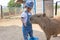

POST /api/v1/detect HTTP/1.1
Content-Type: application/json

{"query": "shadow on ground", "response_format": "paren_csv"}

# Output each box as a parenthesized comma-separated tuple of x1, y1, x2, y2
(0, 25, 60, 40)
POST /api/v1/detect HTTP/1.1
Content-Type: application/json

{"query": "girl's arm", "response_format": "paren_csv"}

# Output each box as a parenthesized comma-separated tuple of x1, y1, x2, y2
(21, 17, 26, 27)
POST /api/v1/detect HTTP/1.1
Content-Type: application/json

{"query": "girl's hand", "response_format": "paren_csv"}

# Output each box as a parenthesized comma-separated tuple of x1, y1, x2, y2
(23, 23, 26, 27)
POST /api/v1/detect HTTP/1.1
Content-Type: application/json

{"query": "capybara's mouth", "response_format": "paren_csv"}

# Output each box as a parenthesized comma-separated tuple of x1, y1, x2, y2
(30, 20, 36, 24)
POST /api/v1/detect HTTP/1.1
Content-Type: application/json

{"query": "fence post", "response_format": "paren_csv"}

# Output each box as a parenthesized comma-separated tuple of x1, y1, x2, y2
(1, 5, 3, 19)
(43, 0, 45, 14)
(55, 2, 57, 15)
(34, 0, 36, 14)
(44, 0, 53, 18)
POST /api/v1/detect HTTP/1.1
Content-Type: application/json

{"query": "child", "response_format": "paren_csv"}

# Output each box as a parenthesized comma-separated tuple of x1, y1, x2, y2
(21, 1, 34, 40)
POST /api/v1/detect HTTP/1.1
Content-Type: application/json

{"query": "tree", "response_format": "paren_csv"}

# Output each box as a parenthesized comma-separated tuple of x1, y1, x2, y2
(8, 0, 21, 15)
(8, 0, 15, 7)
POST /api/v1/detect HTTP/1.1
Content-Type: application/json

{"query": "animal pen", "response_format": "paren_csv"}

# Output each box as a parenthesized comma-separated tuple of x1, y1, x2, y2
(0, 0, 60, 19)
(0, 0, 60, 40)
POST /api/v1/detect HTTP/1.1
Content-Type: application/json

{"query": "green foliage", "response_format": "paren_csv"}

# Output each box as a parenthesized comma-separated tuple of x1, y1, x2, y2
(57, 5, 60, 9)
(15, 3, 21, 7)
(8, 0, 21, 7)
(8, 0, 21, 14)
(54, 5, 60, 9)
(8, 0, 15, 7)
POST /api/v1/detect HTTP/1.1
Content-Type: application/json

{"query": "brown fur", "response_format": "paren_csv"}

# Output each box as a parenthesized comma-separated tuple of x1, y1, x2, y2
(30, 14, 60, 40)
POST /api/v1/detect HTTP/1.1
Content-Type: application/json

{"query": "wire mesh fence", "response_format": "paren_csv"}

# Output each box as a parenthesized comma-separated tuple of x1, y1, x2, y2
(0, 6, 36, 19)
(0, 6, 24, 19)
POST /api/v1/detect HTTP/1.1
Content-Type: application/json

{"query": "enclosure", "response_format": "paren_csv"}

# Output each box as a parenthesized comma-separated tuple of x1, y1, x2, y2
(0, 0, 60, 40)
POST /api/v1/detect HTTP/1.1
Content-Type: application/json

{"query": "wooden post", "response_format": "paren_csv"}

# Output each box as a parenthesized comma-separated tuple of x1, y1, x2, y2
(1, 5, 3, 19)
(43, 0, 45, 14)
(44, 0, 53, 18)
(34, 0, 36, 14)
(55, 2, 57, 15)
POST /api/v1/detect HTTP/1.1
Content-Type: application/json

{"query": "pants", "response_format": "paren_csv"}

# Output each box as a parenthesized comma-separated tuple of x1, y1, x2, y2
(22, 26, 33, 40)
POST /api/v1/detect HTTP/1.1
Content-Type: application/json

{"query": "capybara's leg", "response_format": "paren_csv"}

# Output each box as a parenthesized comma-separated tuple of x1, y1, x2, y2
(46, 33, 51, 40)
(53, 32, 57, 37)
(53, 34, 57, 37)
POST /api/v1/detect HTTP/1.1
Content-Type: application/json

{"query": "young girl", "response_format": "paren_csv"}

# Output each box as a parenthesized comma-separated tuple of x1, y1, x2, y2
(21, 1, 34, 40)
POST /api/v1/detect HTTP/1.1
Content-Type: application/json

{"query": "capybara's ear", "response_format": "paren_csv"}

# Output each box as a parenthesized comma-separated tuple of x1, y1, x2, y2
(43, 13, 46, 17)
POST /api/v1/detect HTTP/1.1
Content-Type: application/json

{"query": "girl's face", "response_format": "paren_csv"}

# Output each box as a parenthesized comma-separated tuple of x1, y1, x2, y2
(27, 7, 32, 12)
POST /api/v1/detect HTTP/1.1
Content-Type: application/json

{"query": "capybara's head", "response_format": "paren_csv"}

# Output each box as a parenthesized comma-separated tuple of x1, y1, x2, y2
(30, 13, 46, 24)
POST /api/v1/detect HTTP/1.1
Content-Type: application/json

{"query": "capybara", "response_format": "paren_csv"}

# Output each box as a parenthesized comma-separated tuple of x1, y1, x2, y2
(30, 14, 60, 40)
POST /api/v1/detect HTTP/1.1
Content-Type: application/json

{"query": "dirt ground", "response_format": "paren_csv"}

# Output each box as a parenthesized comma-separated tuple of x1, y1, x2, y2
(0, 19, 60, 40)
(0, 19, 42, 31)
